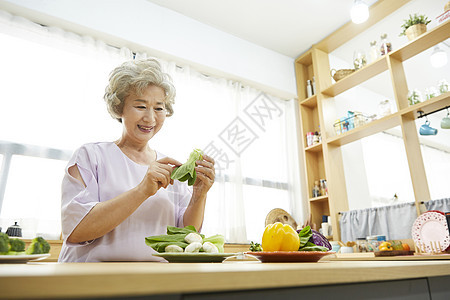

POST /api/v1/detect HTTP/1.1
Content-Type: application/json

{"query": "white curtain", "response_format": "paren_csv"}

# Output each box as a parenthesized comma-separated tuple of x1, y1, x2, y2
(425, 198, 450, 212)
(0, 10, 302, 243)
(339, 202, 418, 242)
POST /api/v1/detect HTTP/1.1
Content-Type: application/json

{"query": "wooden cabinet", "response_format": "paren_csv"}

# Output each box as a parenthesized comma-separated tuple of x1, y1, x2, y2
(295, 20, 450, 241)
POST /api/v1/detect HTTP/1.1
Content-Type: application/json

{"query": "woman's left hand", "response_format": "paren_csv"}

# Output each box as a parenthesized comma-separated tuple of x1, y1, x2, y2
(193, 154, 215, 197)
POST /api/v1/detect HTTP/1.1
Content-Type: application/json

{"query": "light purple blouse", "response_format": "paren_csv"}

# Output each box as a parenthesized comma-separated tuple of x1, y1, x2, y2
(58, 142, 191, 262)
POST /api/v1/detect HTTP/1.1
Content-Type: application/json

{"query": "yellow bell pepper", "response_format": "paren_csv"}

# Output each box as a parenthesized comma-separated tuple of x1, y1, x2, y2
(261, 222, 300, 251)
(378, 241, 393, 251)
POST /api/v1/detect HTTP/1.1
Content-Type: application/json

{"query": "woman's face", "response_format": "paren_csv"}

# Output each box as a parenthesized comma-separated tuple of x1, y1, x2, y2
(120, 84, 167, 144)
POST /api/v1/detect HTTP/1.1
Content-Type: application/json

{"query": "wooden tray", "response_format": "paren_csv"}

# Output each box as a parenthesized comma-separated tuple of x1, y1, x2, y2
(326, 252, 450, 261)
(375, 250, 414, 257)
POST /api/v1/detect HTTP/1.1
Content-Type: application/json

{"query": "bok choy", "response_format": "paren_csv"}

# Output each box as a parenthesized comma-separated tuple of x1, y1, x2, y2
(171, 149, 203, 186)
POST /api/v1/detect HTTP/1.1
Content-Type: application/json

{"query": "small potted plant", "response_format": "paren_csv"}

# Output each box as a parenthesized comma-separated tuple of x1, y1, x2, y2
(408, 89, 422, 106)
(399, 13, 431, 41)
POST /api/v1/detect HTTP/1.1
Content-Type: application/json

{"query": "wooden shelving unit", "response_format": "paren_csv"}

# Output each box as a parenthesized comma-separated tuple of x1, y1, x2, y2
(295, 13, 450, 240)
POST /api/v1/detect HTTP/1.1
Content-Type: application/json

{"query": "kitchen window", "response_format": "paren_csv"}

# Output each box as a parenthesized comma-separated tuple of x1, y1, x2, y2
(0, 11, 302, 243)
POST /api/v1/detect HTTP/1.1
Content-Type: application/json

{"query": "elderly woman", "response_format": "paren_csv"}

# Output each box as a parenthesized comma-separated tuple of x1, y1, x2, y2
(58, 59, 215, 262)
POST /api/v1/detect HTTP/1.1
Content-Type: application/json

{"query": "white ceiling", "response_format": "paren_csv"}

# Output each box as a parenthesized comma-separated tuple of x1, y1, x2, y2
(147, 0, 378, 58)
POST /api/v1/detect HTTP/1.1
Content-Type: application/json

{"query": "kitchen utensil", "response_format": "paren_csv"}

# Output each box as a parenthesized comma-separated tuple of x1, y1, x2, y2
(412, 211, 450, 253)
(265, 208, 297, 230)
(415, 241, 446, 254)
(340, 246, 354, 253)
(5, 222, 22, 237)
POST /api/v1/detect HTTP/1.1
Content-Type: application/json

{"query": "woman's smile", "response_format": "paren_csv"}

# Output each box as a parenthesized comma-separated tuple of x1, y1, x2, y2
(138, 125, 154, 133)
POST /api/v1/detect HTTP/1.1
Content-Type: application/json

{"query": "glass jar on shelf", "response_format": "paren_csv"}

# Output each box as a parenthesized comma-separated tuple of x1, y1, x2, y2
(378, 99, 391, 118)
(353, 49, 367, 70)
(356, 238, 370, 252)
(380, 33, 392, 56)
(312, 181, 321, 198)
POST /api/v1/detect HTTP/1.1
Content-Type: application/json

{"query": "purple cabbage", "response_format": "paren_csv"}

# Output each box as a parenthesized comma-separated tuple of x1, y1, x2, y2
(311, 229, 332, 250)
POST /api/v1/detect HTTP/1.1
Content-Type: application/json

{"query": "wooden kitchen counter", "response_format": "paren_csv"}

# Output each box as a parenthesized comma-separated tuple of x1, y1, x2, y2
(1, 259, 450, 299)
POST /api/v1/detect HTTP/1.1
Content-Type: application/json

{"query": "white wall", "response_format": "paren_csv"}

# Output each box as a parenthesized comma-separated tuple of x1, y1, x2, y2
(0, 0, 297, 99)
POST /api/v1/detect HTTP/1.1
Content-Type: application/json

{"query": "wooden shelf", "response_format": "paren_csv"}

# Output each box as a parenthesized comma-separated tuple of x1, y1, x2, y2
(401, 92, 450, 120)
(305, 142, 323, 152)
(295, 4, 448, 241)
(295, 51, 312, 65)
(300, 95, 318, 108)
(327, 113, 401, 146)
(321, 21, 450, 98)
(310, 195, 328, 202)
(325, 93, 450, 148)
(322, 57, 388, 97)
(390, 21, 450, 62)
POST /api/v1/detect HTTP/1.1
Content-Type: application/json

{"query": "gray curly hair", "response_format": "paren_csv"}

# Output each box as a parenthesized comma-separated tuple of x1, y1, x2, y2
(104, 58, 176, 122)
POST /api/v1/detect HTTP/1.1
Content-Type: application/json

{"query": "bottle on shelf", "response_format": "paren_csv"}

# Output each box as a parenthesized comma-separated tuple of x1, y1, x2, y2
(318, 125, 322, 143)
(312, 76, 316, 95)
(306, 80, 313, 97)
(306, 132, 314, 147)
(321, 215, 329, 237)
(319, 179, 328, 195)
(312, 181, 321, 198)
(313, 131, 320, 144)
(380, 33, 392, 56)
(368, 40, 380, 63)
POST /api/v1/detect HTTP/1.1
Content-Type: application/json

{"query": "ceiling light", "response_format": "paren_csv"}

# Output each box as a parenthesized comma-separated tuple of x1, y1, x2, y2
(351, 0, 369, 24)
(430, 45, 448, 68)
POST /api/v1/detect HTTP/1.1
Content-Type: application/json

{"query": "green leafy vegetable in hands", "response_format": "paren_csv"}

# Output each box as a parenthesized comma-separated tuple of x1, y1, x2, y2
(171, 149, 203, 186)
(297, 226, 328, 252)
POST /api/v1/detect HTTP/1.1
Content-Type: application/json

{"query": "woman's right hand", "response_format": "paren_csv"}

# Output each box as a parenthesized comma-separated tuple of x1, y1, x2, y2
(138, 157, 181, 197)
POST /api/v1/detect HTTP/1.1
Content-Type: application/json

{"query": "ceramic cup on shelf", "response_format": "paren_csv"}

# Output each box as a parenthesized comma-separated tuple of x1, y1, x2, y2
(420, 121, 438, 135)
(441, 112, 450, 129)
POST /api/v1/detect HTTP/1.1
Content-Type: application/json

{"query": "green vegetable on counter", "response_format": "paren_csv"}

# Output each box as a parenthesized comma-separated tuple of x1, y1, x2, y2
(1, 233, 50, 255)
(0, 233, 10, 254)
(249, 241, 263, 252)
(145, 225, 225, 253)
(25, 237, 51, 255)
(203, 234, 225, 253)
(171, 149, 203, 186)
(9, 238, 26, 253)
(297, 226, 328, 252)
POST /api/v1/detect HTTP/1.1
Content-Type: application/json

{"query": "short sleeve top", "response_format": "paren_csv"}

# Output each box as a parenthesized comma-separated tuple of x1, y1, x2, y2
(58, 142, 191, 262)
